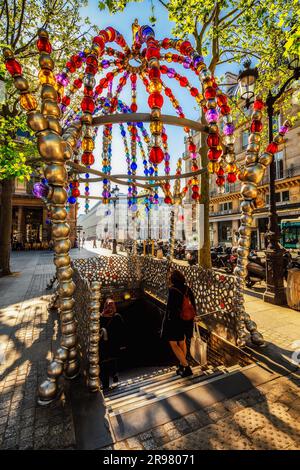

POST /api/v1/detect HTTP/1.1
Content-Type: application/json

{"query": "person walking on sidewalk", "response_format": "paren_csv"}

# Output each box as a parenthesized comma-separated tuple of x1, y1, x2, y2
(161, 269, 196, 377)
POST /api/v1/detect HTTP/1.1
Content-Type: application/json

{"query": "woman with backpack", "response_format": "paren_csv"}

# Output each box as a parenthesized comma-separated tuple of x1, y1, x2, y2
(99, 298, 125, 391)
(161, 269, 196, 377)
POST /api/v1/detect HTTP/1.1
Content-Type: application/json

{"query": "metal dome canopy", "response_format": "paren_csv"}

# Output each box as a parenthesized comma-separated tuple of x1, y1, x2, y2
(4, 20, 291, 404)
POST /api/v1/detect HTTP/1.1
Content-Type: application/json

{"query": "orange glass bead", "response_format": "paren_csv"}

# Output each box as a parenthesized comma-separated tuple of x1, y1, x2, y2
(38, 69, 56, 85)
(82, 137, 94, 151)
(20, 93, 37, 111)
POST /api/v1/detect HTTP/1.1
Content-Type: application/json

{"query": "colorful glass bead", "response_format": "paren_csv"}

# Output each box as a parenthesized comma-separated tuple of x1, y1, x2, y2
(266, 142, 279, 154)
(5, 58, 22, 76)
(20, 93, 37, 111)
(148, 92, 163, 109)
(250, 120, 263, 133)
(149, 146, 164, 164)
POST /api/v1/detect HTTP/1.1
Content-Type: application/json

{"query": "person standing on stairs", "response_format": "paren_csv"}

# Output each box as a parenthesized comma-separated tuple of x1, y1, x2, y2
(99, 298, 125, 391)
(161, 269, 196, 377)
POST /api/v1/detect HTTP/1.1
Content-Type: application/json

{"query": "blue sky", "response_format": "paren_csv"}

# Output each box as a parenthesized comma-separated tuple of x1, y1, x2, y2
(77, 1, 240, 213)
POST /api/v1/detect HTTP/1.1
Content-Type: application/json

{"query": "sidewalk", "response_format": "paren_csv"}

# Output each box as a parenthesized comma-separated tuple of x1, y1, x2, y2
(0, 251, 299, 450)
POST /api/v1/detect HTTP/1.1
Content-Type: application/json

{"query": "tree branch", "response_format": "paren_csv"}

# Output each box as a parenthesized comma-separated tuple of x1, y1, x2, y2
(12, 0, 26, 48)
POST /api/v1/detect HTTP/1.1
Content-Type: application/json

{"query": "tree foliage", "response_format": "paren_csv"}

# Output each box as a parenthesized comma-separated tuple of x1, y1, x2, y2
(0, 0, 96, 181)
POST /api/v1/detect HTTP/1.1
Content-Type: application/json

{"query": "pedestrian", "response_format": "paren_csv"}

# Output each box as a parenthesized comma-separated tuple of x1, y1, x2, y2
(161, 269, 196, 377)
(93, 237, 97, 248)
(99, 298, 125, 390)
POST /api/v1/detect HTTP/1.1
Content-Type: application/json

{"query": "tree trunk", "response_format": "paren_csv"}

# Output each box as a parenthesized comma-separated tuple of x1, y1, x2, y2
(198, 112, 212, 269)
(0, 178, 13, 275)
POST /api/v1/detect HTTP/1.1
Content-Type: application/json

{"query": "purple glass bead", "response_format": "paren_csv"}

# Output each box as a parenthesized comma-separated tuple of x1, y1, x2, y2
(102, 190, 109, 198)
(190, 152, 197, 159)
(56, 72, 69, 87)
(101, 60, 110, 69)
(223, 123, 235, 135)
(164, 152, 170, 161)
(79, 51, 85, 59)
(167, 68, 176, 78)
(206, 108, 219, 123)
(61, 104, 67, 113)
(279, 125, 289, 134)
(177, 106, 183, 114)
(193, 55, 203, 67)
(183, 58, 192, 69)
(165, 167, 170, 174)
(32, 182, 49, 199)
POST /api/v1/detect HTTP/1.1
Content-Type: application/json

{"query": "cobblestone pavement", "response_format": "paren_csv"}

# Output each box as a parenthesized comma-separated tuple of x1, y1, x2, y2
(0, 252, 75, 449)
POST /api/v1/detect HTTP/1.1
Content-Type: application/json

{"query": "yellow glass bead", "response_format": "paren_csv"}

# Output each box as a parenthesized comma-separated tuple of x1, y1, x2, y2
(20, 93, 38, 111)
(144, 136, 150, 143)
(203, 80, 213, 90)
(38, 69, 56, 86)
(69, 85, 76, 93)
(175, 40, 182, 51)
(82, 137, 94, 151)
(196, 63, 206, 73)
(55, 83, 64, 97)
(148, 81, 162, 93)
(150, 121, 163, 133)
(226, 163, 237, 173)
(165, 52, 173, 63)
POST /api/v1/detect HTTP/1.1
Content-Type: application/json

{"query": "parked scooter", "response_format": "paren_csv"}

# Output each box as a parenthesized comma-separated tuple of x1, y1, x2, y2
(245, 250, 292, 287)
(211, 246, 233, 273)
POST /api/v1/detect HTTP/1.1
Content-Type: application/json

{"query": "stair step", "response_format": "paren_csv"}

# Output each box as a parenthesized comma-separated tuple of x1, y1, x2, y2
(109, 369, 230, 417)
(106, 370, 224, 412)
(105, 365, 204, 401)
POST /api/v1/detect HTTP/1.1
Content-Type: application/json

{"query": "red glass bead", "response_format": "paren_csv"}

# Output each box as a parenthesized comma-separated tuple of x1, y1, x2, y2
(99, 30, 109, 42)
(37, 37, 52, 53)
(227, 172, 237, 183)
(146, 47, 160, 60)
(164, 182, 170, 190)
(164, 87, 172, 97)
(207, 133, 220, 147)
(220, 104, 231, 115)
(162, 38, 170, 49)
(130, 73, 137, 83)
(105, 27, 116, 42)
(72, 181, 79, 188)
(192, 192, 200, 201)
(208, 148, 222, 160)
(149, 68, 160, 80)
(172, 54, 179, 62)
(148, 92, 163, 109)
(179, 76, 188, 87)
(117, 36, 126, 47)
(66, 61, 76, 73)
(250, 120, 263, 133)
(179, 112, 185, 118)
(71, 55, 83, 68)
(180, 41, 192, 55)
(191, 164, 198, 171)
(216, 94, 227, 106)
(119, 76, 127, 86)
(216, 176, 225, 186)
(81, 153, 95, 166)
(266, 142, 279, 154)
(204, 87, 216, 99)
(130, 103, 137, 112)
(192, 185, 199, 192)
(72, 188, 80, 197)
(86, 56, 98, 67)
(85, 64, 97, 75)
(253, 99, 264, 110)
(74, 78, 83, 89)
(84, 87, 93, 98)
(62, 95, 70, 106)
(189, 142, 196, 153)
(160, 65, 168, 74)
(190, 87, 199, 97)
(110, 97, 118, 109)
(149, 146, 164, 164)
(164, 196, 172, 204)
(5, 58, 22, 76)
(162, 133, 168, 143)
(217, 168, 225, 176)
(81, 96, 94, 113)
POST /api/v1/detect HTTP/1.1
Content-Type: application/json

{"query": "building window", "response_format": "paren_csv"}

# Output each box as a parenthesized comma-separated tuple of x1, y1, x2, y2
(242, 130, 249, 150)
(275, 151, 284, 179)
(219, 202, 233, 213)
(266, 190, 289, 205)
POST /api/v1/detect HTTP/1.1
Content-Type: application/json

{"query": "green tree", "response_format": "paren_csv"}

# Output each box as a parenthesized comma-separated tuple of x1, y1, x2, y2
(0, 0, 95, 275)
(99, 0, 299, 268)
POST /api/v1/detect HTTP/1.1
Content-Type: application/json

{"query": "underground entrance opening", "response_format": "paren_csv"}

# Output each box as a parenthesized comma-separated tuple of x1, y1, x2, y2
(99, 289, 254, 390)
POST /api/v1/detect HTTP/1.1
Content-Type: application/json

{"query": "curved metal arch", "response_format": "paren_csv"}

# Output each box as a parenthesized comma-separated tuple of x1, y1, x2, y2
(92, 113, 209, 133)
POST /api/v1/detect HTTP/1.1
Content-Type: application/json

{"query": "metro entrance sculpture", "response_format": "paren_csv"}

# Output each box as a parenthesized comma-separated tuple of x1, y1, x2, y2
(3, 20, 290, 404)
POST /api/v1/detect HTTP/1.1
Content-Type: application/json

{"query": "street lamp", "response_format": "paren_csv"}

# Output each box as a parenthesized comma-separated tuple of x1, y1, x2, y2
(111, 184, 119, 254)
(238, 60, 258, 108)
(238, 55, 300, 305)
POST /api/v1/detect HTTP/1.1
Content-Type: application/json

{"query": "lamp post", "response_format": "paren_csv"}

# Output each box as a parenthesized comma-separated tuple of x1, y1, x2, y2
(111, 184, 119, 255)
(238, 56, 300, 305)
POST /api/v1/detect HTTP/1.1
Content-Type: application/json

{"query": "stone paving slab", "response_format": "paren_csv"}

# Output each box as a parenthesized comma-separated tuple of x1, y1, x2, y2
(0, 252, 76, 449)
